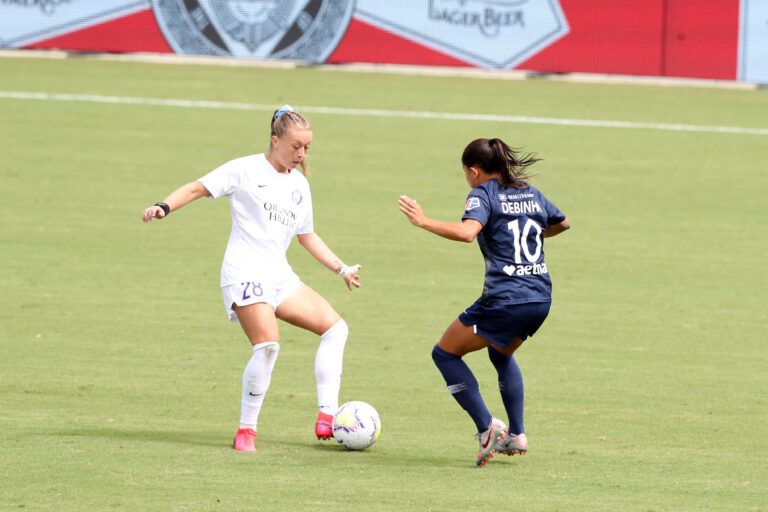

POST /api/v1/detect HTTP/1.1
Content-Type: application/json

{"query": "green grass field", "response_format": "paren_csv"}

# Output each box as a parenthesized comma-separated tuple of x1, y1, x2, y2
(1, 55, 766, 511)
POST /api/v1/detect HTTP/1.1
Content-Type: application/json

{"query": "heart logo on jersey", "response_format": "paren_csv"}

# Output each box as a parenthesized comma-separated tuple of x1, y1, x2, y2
(503, 265, 517, 276)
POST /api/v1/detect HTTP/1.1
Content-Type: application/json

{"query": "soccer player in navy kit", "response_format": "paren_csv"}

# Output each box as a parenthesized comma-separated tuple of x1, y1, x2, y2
(399, 137, 570, 466)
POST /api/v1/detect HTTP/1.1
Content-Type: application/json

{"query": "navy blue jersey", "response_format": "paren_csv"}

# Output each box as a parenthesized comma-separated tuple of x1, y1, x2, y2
(462, 179, 565, 305)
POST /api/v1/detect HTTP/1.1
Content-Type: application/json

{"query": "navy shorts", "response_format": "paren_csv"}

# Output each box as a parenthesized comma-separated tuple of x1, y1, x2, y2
(458, 300, 551, 349)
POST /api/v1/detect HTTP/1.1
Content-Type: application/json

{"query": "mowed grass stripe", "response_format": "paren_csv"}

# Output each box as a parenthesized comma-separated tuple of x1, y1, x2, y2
(2, 90, 768, 136)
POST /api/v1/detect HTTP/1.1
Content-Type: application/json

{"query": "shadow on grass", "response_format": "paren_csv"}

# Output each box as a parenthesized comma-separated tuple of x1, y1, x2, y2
(50, 428, 520, 469)
(277, 437, 478, 469)
(51, 426, 225, 448)
(280, 437, 342, 452)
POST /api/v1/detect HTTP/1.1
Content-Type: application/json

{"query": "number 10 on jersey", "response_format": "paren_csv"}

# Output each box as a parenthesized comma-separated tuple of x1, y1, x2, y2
(507, 219, 543, 264)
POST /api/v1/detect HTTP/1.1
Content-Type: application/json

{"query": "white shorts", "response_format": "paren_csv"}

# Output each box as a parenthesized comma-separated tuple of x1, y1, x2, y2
(221, 272, 302, 323)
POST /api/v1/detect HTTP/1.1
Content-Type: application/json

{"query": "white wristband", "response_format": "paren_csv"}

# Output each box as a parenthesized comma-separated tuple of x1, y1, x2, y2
(336, 264, 351, 278)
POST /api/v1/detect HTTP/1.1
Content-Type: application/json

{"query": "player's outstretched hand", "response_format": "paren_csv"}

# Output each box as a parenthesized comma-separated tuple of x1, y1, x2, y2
(398, 195, 426, 228)
(142, 205, 166, 223)
(339, 264, 362, 291)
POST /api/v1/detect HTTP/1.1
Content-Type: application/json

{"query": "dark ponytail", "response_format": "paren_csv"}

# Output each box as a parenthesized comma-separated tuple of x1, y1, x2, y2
(461, 138, 540, 189)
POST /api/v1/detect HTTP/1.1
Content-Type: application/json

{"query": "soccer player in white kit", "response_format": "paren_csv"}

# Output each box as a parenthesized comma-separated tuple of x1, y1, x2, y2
(141, 106, 361, 452)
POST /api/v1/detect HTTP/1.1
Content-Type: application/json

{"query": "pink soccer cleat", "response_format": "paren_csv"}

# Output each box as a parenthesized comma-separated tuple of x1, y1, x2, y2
(233, 428, 257, 452)
(315, 411, 334, 440)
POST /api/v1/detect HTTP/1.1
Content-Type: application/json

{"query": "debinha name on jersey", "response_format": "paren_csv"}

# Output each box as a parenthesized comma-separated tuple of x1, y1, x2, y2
(263, 202, 297, 230)
(501, 200, 542, 215)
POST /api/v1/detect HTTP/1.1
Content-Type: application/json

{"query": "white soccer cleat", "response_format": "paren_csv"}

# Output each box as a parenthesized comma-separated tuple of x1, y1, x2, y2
(496, 432, 528, 456)
(475, 418, 507, 467)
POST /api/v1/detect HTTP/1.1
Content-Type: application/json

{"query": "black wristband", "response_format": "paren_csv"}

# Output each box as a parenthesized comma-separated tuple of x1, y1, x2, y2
(154, 202, 171, 216)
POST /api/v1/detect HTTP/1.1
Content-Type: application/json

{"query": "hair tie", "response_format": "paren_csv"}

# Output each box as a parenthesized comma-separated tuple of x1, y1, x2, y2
(273, 104, 294, 120)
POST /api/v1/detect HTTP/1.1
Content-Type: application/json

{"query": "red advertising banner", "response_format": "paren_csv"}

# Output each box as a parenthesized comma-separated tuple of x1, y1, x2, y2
(0, 1, 759, 82)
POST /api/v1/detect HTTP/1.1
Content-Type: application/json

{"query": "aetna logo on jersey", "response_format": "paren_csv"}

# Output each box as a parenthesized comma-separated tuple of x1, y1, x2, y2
(263, 202, 297, 230)
(503, 262, 548, 277)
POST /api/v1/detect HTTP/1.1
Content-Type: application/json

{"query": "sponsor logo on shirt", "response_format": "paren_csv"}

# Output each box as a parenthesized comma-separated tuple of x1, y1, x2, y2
(505, 192, 535, 200)
(465, 197, 481, 211)
(503, 262, 548, 276)
(263, 201, 297, 230)
(291, 189, 303, 205)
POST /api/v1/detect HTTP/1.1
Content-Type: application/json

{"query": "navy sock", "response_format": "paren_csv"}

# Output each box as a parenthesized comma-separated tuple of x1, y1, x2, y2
(432, 345, 492, 432)
(488, 347, 525, 435)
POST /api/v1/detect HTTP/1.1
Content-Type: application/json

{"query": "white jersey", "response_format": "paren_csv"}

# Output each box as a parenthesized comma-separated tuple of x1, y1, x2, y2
(198, 153, 313, 287)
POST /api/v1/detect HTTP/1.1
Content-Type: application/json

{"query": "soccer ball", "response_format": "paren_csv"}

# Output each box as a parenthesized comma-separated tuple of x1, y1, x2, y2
(332, 401, 381, 450)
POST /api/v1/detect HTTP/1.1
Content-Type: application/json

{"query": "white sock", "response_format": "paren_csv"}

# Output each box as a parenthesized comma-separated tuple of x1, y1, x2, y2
(315, 319, 348, 415)
(239, 341, 280, 430)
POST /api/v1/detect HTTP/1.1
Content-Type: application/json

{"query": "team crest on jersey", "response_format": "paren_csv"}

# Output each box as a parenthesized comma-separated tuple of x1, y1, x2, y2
(151, 0, 355, 62)
(292, 189, 303, 205)
(464, 197, 481, 211)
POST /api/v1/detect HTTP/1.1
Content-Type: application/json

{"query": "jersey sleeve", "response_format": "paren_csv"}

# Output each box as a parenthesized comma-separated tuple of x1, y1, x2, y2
(197, 158, 243, 199)
(461, 187, 491, 226)
(540, 193, 566, 225)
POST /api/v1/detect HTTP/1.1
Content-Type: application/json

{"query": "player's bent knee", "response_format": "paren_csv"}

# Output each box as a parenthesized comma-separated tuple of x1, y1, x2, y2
(244, 342, 280, 395)
(322, 318, 348, 338)
(432, 344, 459, 364)
(252, 341, 279, 351)
(244, 330, 280, 345)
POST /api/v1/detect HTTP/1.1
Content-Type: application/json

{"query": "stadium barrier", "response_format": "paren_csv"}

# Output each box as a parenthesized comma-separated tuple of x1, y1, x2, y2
(1, 1, 766, 84)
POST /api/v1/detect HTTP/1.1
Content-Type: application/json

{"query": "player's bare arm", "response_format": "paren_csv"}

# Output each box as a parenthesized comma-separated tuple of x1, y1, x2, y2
(398, 195, 483, 243)
(543, 218, 571, 238)
(141, 181, 211, 222)
(297, 232, 362, 290)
